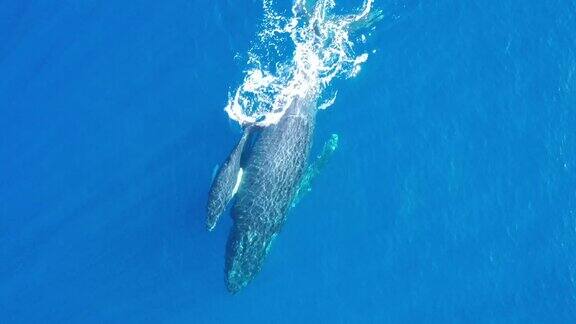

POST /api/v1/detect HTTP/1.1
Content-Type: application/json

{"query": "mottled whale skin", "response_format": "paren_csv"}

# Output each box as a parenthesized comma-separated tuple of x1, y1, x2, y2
(226, 96, 316, 293)
(206, 131, 250, 231)
(207, 95, 316, 293)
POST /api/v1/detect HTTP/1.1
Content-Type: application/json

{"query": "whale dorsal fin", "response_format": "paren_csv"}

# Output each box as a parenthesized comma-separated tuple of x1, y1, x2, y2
(292, 133, 339, 207)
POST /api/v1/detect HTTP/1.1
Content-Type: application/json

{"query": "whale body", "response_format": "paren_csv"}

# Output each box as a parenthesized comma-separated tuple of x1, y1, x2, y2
(206, 131, 250, 231)
(207, 95, 316, 293)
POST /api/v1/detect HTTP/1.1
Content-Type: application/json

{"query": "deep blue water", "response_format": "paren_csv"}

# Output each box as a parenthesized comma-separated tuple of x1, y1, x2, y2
(1, 0, 575, 322)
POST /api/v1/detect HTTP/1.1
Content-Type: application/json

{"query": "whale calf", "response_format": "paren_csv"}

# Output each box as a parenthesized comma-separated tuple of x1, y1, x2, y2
(207, 95, 316, 293)
(205, 0, 374, 293)
(206, 130, 250, 231)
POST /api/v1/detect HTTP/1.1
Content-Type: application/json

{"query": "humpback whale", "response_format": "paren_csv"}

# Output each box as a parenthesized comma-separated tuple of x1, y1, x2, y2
(206, 130, 250, 231)
(205, 0, 374, 293)
(207, 94, 317, 293)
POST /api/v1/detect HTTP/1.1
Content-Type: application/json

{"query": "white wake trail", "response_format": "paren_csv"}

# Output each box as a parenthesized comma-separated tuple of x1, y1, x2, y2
(225, 0, 378, 127)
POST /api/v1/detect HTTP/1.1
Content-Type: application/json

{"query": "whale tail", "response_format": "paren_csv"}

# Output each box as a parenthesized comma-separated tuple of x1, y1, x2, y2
(206, 129, 251, 231)
(225, 225, 278, 293)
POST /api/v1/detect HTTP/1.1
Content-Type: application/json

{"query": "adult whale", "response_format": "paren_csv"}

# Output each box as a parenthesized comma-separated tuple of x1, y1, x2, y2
(207, 94, 316, 293)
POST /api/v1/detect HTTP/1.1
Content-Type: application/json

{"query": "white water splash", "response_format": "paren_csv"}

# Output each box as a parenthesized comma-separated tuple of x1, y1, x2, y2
(224, 0, 378, 127)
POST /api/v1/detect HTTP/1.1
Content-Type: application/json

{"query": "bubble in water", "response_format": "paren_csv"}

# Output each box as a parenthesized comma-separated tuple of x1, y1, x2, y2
(224, 0, 380, 127)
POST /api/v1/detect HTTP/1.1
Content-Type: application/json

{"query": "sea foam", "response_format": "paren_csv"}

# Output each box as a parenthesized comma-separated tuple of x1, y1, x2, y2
(225, 0, 379, 126)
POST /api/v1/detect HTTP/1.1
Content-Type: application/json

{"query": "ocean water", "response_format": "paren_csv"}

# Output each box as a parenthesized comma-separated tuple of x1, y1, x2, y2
(1, 0, 575, 323)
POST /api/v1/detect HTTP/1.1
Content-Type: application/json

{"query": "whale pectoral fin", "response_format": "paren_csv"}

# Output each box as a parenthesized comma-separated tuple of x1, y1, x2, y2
(231, 168, 244, 197)
(292, 165, 313, 207)
(292, 133, 339, 207)
(206, 130, 251, 231)
(210, 164, 220, 182)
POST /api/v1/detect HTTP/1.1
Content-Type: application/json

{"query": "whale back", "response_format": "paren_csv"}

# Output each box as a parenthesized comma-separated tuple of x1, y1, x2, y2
(225, 96, 316, 292)
(206, 130, 250, 231)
